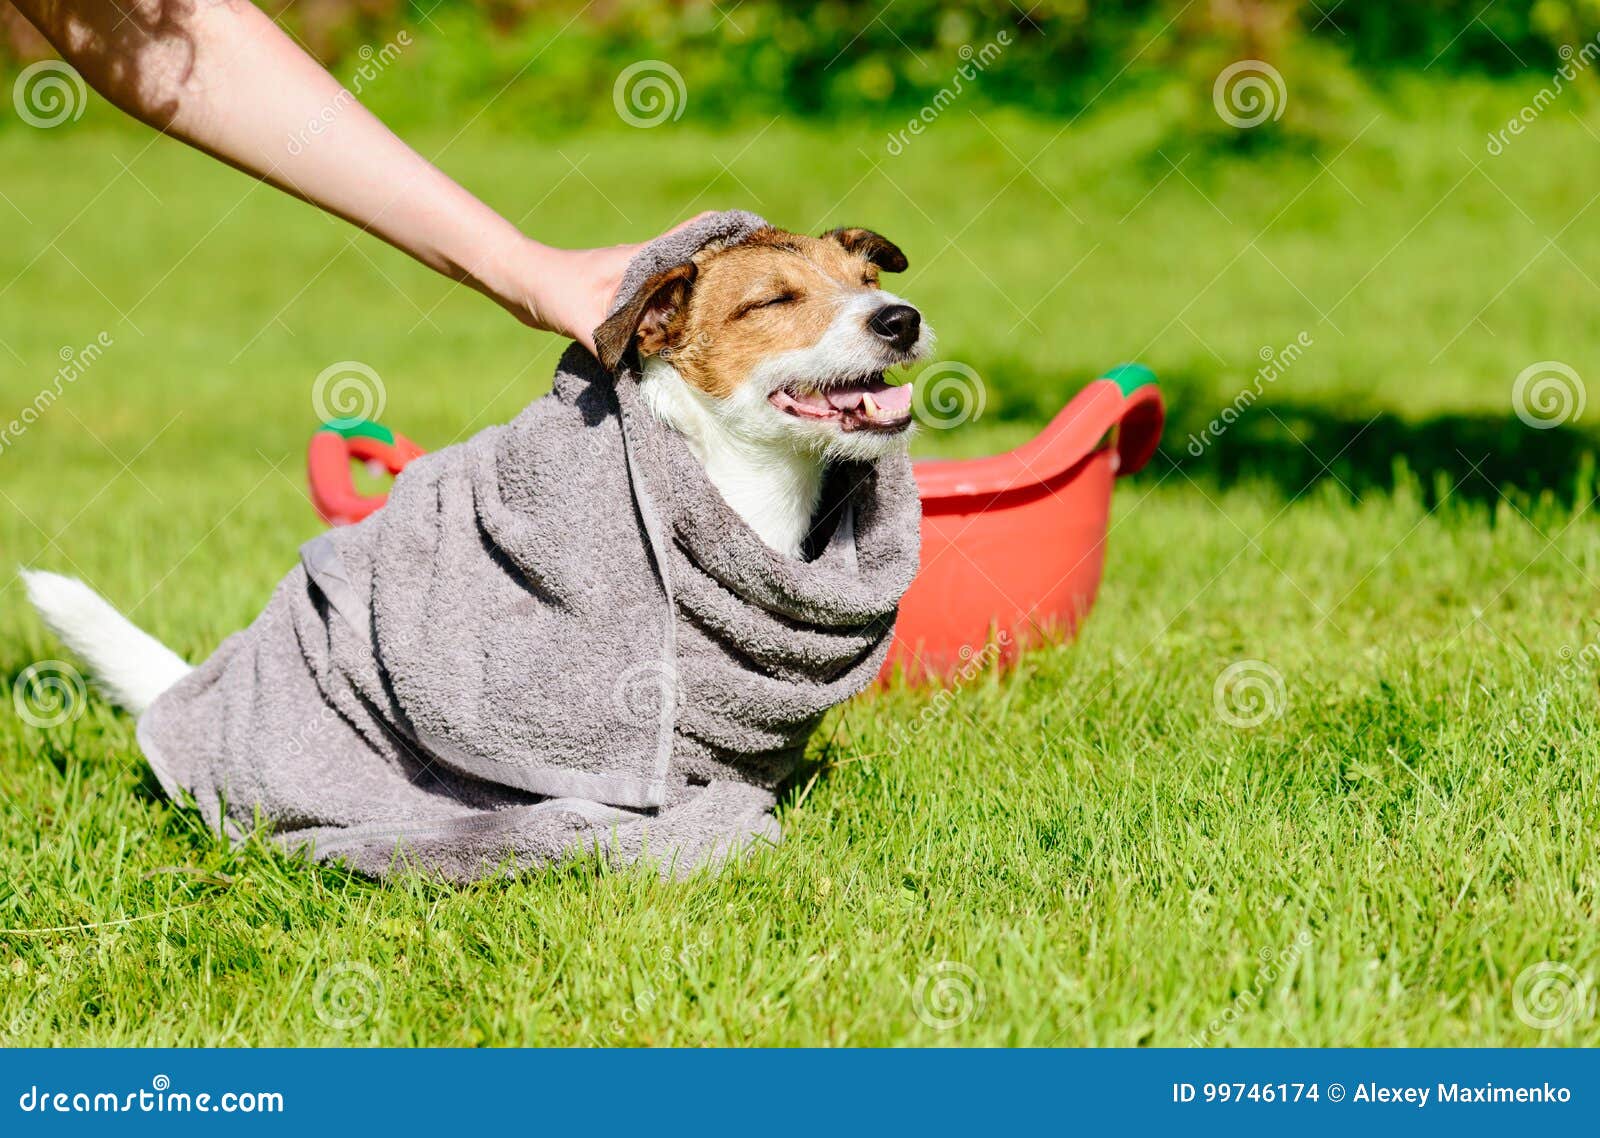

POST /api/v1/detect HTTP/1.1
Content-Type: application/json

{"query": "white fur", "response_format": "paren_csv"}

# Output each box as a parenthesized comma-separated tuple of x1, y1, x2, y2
(642, 356, 827, 557)
(640, 292, 932, 559)
(21, 569, 190, 716)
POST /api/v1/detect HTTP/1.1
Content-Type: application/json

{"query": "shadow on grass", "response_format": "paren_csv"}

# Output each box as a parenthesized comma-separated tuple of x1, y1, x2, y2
(1164, 401, 1600, 510)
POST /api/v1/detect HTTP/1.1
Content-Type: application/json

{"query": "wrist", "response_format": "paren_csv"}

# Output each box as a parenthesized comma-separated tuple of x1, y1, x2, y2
(460, 231, 555, 330)
(450, 227, 630, 354)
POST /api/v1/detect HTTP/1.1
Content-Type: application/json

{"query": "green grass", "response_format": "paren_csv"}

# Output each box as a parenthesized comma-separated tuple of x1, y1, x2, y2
(5, 76, 1600, 1045)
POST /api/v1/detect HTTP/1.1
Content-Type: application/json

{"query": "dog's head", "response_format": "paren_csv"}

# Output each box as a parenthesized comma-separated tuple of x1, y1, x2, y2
(595, 226, 932, 461)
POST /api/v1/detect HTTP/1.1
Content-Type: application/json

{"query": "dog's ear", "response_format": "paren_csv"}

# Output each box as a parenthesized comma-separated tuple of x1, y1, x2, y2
(822, 227, 909, 273)
(593, 260, 698, 372)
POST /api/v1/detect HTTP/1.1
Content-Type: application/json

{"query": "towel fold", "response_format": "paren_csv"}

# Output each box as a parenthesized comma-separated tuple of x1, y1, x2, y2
(136, 211, 922, 882)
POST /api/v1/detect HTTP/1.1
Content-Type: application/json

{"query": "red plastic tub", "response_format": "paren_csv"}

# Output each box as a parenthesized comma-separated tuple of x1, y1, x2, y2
(886, 364, 1162, 679)
(307, 364, 1162, 680)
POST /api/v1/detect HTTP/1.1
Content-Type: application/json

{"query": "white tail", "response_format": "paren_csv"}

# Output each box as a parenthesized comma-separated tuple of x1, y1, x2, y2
(21, 570, 191, 717)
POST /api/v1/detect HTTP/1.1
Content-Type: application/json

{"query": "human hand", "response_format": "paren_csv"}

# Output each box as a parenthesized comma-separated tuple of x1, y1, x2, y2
(492, 213, 717, 357)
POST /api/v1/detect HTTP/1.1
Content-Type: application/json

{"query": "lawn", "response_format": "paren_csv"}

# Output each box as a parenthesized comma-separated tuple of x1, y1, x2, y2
(3, 76, 1600, 1045)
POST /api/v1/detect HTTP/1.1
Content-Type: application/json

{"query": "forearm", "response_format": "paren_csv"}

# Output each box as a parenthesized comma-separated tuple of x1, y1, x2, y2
(14, 0, 539, 317)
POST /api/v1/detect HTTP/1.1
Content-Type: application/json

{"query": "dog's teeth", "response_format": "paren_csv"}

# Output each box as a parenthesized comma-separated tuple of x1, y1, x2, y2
(862, 393, 880, 416)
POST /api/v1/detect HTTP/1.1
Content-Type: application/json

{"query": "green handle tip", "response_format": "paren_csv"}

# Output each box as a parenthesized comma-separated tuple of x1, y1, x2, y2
(1101, 363, 1157, 396)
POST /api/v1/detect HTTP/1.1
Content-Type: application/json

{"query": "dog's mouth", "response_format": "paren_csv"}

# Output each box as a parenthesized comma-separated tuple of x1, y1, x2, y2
(767, 374, 914, 433)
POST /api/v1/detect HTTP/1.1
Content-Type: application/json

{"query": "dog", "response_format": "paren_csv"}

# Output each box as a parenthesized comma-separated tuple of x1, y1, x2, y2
(602, 224, 932, 558)
(27, 222, 930, 726)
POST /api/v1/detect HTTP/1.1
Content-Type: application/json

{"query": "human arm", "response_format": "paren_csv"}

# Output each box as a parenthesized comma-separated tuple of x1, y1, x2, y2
(12, 0, 668, 351)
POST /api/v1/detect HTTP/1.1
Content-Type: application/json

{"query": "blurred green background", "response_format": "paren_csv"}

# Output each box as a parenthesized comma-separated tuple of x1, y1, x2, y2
(6, 1, 1600, 1044)
(6, 0, 1599, 127)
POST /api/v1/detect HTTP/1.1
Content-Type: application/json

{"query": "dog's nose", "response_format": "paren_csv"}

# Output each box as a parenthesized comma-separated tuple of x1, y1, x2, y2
(867, 304, 921, 351)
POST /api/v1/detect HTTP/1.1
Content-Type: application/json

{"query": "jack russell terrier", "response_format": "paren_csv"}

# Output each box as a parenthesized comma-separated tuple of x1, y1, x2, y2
(22, 216, 933, 879)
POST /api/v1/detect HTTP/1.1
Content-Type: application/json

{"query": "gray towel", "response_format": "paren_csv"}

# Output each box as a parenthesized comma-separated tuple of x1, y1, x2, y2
(136, 211, 922, 882)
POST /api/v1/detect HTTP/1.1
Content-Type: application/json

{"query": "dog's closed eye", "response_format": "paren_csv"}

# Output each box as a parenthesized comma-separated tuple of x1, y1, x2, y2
(733, 291, 798, 318)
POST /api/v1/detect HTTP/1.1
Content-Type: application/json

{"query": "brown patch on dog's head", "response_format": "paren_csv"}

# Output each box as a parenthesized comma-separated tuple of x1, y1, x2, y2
(598, 225, 915, 397)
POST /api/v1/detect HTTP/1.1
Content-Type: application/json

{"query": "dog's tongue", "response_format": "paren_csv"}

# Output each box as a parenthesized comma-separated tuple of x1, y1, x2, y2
(823, 379, 914, 415)
(779, 379, 915, 418)
(825, 387, 866, 411)
(869, 382, 914, 416)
